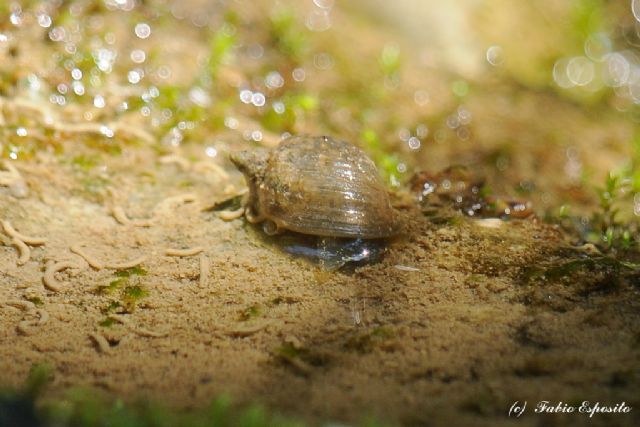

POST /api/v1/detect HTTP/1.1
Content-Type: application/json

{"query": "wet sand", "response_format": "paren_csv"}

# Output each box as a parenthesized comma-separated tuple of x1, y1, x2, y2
(1, 1, 639, 426)
(1, 146, 639, 426)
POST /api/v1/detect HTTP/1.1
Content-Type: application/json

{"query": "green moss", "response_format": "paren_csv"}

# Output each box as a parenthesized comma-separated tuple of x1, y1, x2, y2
(25, 296, 44, 307)
(345, 327, 395, 353)
(269, 9, 308, 62)
(523, 256, 639, 285)
(208, 24, 237, 77)
(96, 278, 126, 295)
(274, 343, 328, 368)
(101, 301, 122, 314)
(35, 388, 309, 427)
(291, 93, 318, 111)
(274, 342, 301, 359)
(360, 128, 400, 186)
(379, 44, 401, 77)
(571, 0, 605, 39)
(25, 363, 53, 398)
(239, 304, 261, 321)
(122, 285, 148, 301)
(114, 266, 148, 278)
(97, 267, 149, 313)
(451, 79, 470, 98)
(98, 317, 115, 327)
(71, 154, 100, 172)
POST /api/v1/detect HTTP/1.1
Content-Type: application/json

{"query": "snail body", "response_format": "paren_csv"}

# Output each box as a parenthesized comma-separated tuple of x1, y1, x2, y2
(230, 135, 398, 239)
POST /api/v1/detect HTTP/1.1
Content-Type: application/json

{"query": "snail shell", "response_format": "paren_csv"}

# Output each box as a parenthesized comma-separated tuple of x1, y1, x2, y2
(230, 135, 399, 238)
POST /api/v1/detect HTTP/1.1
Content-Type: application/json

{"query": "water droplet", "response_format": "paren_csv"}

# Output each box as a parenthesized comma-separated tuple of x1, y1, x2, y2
(205, 146, 217, 158)
(446, 115, 460, 129)
(93, 95, 106, 108)
(457, 106, 472, 124)
(552, 58, 574, 88)
(157, 65, 171, 79)
(37, 14, 52, 28)
(416, 124, 429, 138)
(306, 10, 332, 32)
(189, 87, 211, 107)
(72, 81, 85, 95)
(134, 23, 151, 39)
(314, 53, 334, 70)
(601, 52, 630, 87)
(633, 0, 640, 23)
(584, 33, 611, 61)
(239, 89, 253, 104)
(100, 125, 114, 138)
(273, 101, 285, 114)
(93, 48, 117, 73)
(49, 27, 66, 42)
(566, 56, 595, 86)
(71, 68, 82, 80)
(292, 68, 306, 82)
(251, 130, 263, 142)
(414, 90, 430, 106)
(485, 45, 503, 66)
(265, 71, 284, 89)
(10, 12, 22, 26)
(251, 92, 266, 107)
(127, 69, 142, 84)
(130, 49, 146, 63)
(398, 128, 410, 141)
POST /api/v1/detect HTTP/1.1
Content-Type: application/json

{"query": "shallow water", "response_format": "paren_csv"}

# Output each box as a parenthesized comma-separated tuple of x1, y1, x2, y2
(0, 1, 639, 427)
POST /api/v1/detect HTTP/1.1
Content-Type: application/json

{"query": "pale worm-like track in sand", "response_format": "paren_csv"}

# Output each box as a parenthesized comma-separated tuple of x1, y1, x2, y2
(104, 255, 147, 270)
(43, 261, 82, 292)
(111, 206, 153, 227)
(5, 300, 36, 311)
(16, 309, 49, 335)
(89, 333, 111, 353)
(71, 245, 146, 270)
(12, 238, 30, 265)
(107, 315, 168, 338)
(0, 96, 155, 144)
(218, 207, 245, 221)
(158, 154, 190, 170)
(199, 253, 209, 287)
(224, 321, 272, 337)
(153, 193, 199, 215)
(70, 245, 104, 270)
(192, 161, 230, 180)
(164, 246, 204, 257)
(112, 206, 132, 225)
(1, 220, 47, 245)
(393, 265, 421, 272)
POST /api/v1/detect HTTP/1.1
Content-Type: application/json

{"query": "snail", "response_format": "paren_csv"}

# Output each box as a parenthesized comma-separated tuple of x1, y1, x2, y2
(230, 135, 399, 239)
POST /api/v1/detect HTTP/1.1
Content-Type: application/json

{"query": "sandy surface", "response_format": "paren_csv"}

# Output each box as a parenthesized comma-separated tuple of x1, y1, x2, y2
(1, 143, 639, 426)
(1, 1, 640, 426)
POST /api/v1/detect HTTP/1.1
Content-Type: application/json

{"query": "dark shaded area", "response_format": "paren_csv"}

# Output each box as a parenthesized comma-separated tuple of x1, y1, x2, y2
(0, 394, 41, 427)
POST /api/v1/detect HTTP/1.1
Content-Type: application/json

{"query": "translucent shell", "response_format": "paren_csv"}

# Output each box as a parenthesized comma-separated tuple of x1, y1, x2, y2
(236, 135, 398, 238)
